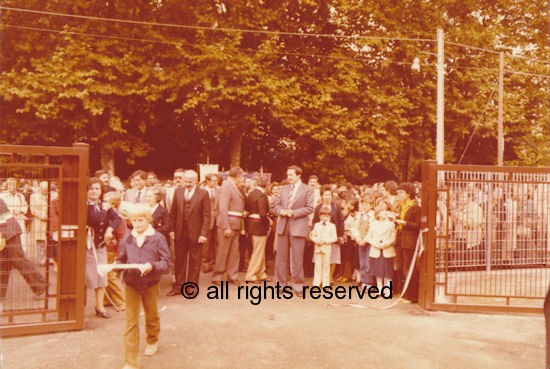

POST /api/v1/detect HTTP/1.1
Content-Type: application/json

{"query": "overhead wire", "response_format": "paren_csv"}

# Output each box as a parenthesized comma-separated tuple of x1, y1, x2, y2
(504, 69, 550, 79)
(0, 6, 436, 43)
(457, 80, 499, 164)
(0, 24, 184, 47)
(2, 5, 548, 72)
(444, 41, 550, 66)
(0, 24, 422, 66)
(2, 7, 546, 165)
(3, 5, 548, 67)
(2, 23, 547, 77)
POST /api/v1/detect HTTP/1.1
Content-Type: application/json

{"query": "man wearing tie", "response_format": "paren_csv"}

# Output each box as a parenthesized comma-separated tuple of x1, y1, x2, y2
(124, 170, 147, 204)
(201, 173, 220, 273)
(167, 170, 210, 296)
(272, 165, 314, 297)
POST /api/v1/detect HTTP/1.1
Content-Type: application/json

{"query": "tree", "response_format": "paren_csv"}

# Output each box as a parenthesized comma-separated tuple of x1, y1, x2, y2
(1, 0, 547, 181)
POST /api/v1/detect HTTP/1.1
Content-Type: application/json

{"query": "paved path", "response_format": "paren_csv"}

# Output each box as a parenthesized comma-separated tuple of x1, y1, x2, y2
(2, 274, 545, 369)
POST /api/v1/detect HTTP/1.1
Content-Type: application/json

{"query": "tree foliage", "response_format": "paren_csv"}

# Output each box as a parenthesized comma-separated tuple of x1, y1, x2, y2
(1, 0, 548, 182)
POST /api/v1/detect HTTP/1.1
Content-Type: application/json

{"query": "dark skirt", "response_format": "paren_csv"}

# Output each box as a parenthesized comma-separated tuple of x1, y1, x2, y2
(370, 256, 394, 279)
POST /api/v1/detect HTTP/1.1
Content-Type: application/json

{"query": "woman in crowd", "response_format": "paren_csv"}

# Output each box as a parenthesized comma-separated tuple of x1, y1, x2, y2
(366, 200, 397, 290)
(394, 182, 421, 303)
(103, 191, 128, 312)
(145, 187, 171, 242)
(87, 178, 122, 318)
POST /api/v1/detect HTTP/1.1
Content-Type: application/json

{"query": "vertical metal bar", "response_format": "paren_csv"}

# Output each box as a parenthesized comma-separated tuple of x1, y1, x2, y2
(498, 54, 504, 166)
(436, 28, 445, 164)
(425, 160, 439, 308)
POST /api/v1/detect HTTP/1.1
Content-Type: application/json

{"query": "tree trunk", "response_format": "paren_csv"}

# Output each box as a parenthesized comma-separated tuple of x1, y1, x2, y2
(402, 142, 411, 181)
(99, 143, 115, 175)
(228, 129, 243, 168)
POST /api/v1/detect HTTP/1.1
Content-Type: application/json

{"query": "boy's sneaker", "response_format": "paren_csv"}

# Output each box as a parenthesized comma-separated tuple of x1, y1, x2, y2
(144, 343, 158, 356)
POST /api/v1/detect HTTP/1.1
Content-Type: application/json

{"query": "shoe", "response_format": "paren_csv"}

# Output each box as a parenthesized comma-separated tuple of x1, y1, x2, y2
(229, 280, 240, 286)
(339, 277, 350, 283)
(122, 365, 137, 369)
(166, 289, 179, 297)
(294, 290, 303, 298)
(144, 342, 158, 356)
(95, 308, 112, 319)
(212, 280, 221, 286)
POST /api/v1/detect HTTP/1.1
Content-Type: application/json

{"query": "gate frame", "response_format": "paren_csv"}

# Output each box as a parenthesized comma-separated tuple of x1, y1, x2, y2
(418, 160, 549, 314)
(0, 143, 89, 336)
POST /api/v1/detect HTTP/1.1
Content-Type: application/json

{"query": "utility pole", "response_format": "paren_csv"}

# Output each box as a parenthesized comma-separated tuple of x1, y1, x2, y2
(436, 28, 445, 164)
(497, 52, 504, 166)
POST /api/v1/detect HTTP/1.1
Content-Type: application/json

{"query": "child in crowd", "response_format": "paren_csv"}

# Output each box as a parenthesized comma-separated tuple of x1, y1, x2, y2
(116, 203, 171, 369)
(365, 200, 397, 290)
(309, 206, 338, 288)
(352, 195, 375, 287)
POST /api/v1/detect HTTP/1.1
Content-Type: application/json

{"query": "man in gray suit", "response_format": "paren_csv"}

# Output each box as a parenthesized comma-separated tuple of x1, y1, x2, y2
(272, 165, 314, 297)
(123, 170, 147, 204)
(212, 167, 245, 285)
(201, 173, 220, 273)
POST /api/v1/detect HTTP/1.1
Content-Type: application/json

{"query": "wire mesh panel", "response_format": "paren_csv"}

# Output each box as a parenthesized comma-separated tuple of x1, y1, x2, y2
(421, 162, 550, 313)
(0, 144, 88, 336)
(0, 165, 61, 321)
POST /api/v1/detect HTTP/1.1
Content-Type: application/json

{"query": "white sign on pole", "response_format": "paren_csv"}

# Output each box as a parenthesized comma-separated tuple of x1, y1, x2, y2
(198, 164, 219, 183)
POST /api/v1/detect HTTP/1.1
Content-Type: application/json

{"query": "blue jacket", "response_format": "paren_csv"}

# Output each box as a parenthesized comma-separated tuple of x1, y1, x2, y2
(117, 230, 171, 290)
(87, 203, 122, 248)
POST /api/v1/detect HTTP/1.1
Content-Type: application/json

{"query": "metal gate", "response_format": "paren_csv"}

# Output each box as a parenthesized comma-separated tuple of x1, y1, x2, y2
(419, 160, 550, 314)
(0, 143, 88, 336)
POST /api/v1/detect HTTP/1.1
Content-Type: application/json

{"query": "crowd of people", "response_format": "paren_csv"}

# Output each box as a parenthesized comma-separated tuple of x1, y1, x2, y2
(3, 164, 550, 369)
(1, 163, 549, 369)
(0, 167, 424, 307)
(84, 166, 422, 306)
(80, 166, 424, 368)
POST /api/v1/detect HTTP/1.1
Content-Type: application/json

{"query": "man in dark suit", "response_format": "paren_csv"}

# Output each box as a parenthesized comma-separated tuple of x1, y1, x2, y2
(272, 165, 314, 296)
(212, 167, 245, 285)
(244, 177, 271, 283)
(167, 170, 210, 296)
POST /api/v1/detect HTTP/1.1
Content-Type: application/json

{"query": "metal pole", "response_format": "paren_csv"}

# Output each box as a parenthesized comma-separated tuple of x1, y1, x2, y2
(436, 29, 445, 164)
(497, 52, 504, 166)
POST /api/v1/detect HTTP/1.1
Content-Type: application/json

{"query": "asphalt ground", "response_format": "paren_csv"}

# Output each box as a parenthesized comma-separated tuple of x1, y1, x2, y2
(1, 272, 545, 369)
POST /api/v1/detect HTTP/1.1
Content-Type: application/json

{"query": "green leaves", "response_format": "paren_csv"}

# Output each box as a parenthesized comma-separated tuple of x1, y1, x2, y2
(0, 0, 547, 178)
